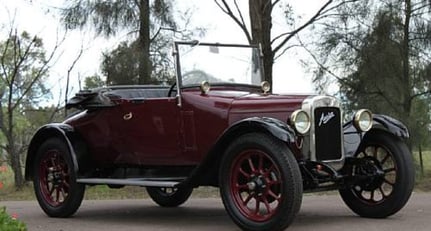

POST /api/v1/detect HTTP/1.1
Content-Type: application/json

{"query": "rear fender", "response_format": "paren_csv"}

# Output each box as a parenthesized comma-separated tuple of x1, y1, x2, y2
(25, 123, 79, 180)
(184, 117, 297, 186)
(343, 114, 409, 157)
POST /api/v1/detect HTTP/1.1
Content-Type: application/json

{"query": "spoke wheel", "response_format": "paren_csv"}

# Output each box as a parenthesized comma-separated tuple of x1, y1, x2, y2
(220, 133, 302, 231)
(340, 131, 414, 218)
(230, 150, 282, 222)
(39, 150, 71, 207)
(33, 138, 85, 217)
(350, 146, 396, 204)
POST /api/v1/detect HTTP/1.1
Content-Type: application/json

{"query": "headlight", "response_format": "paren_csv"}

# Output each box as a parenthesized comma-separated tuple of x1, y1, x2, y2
(291, 110, 311, 135)
(200, 81, 210, 94)
(261, 81, 270, 94)
(353, 109, 373, 132)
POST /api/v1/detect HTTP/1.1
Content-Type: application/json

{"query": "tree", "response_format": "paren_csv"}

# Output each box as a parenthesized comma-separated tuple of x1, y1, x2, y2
(83, 74, 105, 89)
(61, 0, 180, 85)
(310, 0, 431, 147)
(214, 0, 355, 87)
(101, 39, 176, 85)
(0, 28, 57, 188)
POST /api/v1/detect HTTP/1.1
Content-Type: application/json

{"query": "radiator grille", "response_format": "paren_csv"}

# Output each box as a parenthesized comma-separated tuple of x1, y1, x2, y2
(314, 107, 342, 161)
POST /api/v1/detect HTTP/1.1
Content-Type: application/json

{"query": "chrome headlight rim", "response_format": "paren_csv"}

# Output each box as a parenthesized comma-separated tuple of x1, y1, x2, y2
(200, 81, 210, 94)
(261, 81, 271, 94)
(291, 109, 311, 135)
(353, 109, 373, 132)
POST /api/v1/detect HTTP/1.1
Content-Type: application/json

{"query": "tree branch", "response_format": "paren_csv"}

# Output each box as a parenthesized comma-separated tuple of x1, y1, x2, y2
(65, 43, 84, 115)
(214, 0, 252, 43)
(273, 0, 334, 54)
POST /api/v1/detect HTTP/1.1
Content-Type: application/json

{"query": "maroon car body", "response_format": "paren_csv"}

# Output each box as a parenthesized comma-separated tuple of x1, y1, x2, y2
(25, 42, 415, 231)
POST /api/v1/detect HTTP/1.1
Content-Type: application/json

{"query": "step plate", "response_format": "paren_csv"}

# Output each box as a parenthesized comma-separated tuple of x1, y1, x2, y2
(76, 178, 184, 187)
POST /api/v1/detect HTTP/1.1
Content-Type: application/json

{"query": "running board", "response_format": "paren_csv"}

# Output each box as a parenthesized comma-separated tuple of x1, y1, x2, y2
(76, 178, 184, 188)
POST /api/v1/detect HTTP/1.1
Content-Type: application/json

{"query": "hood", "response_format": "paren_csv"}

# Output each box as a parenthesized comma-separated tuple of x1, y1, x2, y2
(228, 93, 311, 124)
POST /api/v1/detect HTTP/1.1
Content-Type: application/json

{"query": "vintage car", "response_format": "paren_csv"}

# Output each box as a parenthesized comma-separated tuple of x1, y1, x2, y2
(25, 41, 414, 231)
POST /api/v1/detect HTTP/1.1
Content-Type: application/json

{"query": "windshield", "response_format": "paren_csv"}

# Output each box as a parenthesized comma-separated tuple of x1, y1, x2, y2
(174, 42, 263, 87)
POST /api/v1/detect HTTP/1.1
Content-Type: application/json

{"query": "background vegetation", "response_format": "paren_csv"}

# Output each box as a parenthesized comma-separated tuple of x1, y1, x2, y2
(0, 0, 430, 198)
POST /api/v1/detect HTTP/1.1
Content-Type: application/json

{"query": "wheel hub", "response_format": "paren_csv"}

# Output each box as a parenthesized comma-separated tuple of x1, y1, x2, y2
(247, 175, 268, 195)
(356, 157, 385, 191)
(48, 166, 64, 186)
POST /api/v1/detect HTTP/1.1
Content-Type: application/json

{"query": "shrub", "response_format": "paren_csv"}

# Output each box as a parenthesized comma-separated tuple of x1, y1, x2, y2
(0, 207, 27, 231)
(0, 165, 27, 231)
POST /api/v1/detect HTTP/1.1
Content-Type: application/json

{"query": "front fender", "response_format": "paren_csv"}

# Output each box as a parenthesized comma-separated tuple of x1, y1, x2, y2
(184, 117, 298, 187)
(372, 114, 409, 138)
(227, 117, 297, 143)
(343, 114, 409, 157)
(25, 123, 79, 180)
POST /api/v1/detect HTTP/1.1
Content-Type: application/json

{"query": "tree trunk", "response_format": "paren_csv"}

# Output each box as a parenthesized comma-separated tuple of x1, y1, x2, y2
(401, 0, 412, 120)
(249, 0, 274, 87)
(138, 0, 152, 84)
(10, 147, 25, 189)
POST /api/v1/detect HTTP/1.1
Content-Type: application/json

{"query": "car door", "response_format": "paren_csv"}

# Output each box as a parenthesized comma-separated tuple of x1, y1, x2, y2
(108, 97, 183, 165)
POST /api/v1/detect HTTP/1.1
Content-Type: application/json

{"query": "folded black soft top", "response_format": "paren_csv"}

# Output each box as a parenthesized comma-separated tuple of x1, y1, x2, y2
(65, 85, 170, 110)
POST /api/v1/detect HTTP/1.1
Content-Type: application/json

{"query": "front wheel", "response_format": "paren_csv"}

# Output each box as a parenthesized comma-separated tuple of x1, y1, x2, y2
(33, 138, 85, 217)
(339, 131, 415, 218)
(146, 186, 193, 207)
(219, 133, 303, 231)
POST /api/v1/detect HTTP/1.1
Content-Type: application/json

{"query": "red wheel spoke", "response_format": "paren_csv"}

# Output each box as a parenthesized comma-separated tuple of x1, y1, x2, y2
(243, 192, 254, 205)
(263, 165, 276, 179)
(254, 199, 261, 215)
(49, 185, 55, 196)
(60, 188, 66, 200)
(237, 183, 249, 190)
(50, 157, 57, 169)
(56, 188, 61, 202)
(239, 167, 251, 179)
(258, 155, 264, 172)
(247, 157, 256, 173)
(370, 190, 375, 201)
(267, 177, 280, 185)
(63, 181, 70, 190)
(263, 197, 271, 214)
(268, 189, 280, 201)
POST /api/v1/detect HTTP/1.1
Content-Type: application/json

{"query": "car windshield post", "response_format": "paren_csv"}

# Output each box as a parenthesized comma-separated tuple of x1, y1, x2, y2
(173, 42, 182, 106)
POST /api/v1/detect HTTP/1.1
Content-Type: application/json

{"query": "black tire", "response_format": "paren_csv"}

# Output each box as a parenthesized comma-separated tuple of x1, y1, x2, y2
(339, 131, 415, 218)
(146, 186, 193, 207)
(33, 138, 85, 217)
(219, 133, 303, 231)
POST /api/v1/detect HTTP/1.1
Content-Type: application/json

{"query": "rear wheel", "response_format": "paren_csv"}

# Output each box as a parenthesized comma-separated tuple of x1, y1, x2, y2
(146, 186, 193, 207)
(339, 131, 415, 218)
(219, 133, 302, 231)
(33, 138, 85, 217)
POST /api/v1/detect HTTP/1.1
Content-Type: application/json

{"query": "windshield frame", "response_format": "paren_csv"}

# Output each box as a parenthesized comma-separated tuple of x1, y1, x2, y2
(173, 41, 264, 89)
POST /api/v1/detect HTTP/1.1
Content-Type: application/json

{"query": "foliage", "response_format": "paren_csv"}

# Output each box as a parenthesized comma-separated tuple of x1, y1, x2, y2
(0, 165, 27, 231)
(84, 74, 105, 89)
(61, 0, 200, 85)
(102, 40, 175, 85)
(0, 207, 26, 231)
(0, 27, 57, 189)
(310, 0, 431, 147)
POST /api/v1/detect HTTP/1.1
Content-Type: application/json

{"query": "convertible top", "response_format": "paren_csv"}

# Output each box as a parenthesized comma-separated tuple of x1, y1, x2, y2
(66, 85, 170, 110)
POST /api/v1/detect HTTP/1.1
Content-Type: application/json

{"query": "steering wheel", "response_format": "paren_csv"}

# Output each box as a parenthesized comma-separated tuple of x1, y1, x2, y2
(167, 82, 177, 97)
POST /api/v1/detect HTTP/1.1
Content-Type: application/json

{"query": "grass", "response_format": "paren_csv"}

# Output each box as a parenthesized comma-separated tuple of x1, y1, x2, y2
(1, 151, 430, 201)
(413, 150, 431, 191)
